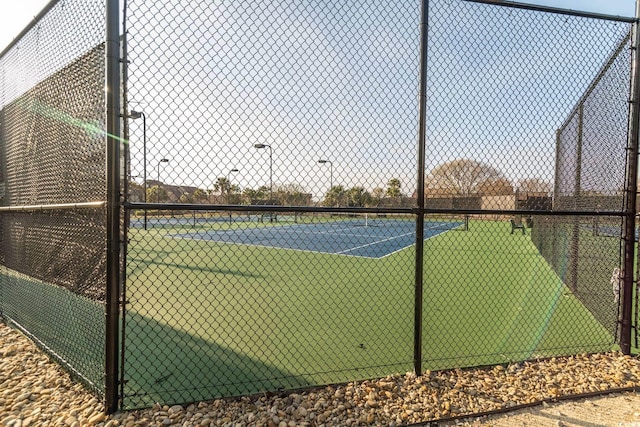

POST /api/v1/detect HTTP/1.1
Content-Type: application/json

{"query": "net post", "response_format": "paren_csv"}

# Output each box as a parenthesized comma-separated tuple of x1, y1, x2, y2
(105, 0, 122, 414)
(620, 3, 640, 355)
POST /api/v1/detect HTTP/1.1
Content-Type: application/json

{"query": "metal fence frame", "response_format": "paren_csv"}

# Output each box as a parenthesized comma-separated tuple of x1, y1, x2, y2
(622, 0, 640, 356)
(105, 0, 121, 413)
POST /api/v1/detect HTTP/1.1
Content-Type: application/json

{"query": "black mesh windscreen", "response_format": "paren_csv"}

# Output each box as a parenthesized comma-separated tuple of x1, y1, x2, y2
(0, 0, 107, 394)
(1, 42, 107, 298)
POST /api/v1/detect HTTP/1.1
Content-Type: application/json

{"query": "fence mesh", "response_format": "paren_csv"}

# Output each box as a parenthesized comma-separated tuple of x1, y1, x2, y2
(122, 0, 634, 410)
(530, 29, 631, 337)
(426, 0, 630, 360)
(123, 0, 421, 408)
(0, 0, 107, 393)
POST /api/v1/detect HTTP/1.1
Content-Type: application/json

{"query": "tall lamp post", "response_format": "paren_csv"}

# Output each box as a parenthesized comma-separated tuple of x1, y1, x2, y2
(254, 144, 272, 202)
(156, 158, 169, 203)
(317, 159, 333, 190)
(227, 168, 239, 224)
(227, 168, 240, 201)
(129, 110, 148, 229)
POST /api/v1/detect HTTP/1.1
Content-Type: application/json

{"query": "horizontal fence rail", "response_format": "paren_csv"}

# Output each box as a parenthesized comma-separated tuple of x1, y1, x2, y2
(126, 202, 628, 217)
(0, 201, 106, 212)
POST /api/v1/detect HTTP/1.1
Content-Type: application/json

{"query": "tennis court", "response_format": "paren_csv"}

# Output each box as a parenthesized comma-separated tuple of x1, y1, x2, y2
(168, 218, 464, 258)
(118, 219, 617, 408)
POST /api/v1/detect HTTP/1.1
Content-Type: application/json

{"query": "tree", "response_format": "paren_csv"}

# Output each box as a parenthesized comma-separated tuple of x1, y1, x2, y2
(213, 177, 232, 197)
(192, 188, 208, 203)
(347, 187, 372, 207)
(385, 178, 402, 198)
(212, 178, 244, 202)
(147, 185, 168, 203)
(477, 177, 514, 196)
(518, 178, 552, 195)
(372, 187, 385, 202)
(226, 185, 241, 203)
(425, 159, 505, 196)
(323, 185, 346, 207)
(272, 183, 311, 206)
(243, 186, 268, 203)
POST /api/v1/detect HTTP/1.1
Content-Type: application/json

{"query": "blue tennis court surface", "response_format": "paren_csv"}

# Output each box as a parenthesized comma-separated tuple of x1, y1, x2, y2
(169, 220, 463, 259)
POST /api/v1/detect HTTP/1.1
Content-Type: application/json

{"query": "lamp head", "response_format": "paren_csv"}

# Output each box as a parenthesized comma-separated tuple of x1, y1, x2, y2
(254, 143, 268, 149)
(129, 110, 143, 119)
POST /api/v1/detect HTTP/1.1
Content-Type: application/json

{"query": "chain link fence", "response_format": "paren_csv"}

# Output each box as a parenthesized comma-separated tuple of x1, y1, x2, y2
(423, 0, 633, 370)
(122, 0, 636, 410)
(0, 0, 107, 394)
(0, 0, 638, 416)
(530, 31, 631, 337)
(123, 0, 421, 408)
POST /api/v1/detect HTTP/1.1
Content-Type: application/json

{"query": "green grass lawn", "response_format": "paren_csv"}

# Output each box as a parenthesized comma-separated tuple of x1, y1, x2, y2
(121, 218, 614, 408)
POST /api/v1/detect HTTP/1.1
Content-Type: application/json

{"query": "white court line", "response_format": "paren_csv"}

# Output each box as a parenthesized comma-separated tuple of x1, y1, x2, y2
(283, 227, 400, 239)
(168, 222, 462, 259)
(374, 224, 464, 259)
(334, 231, 415, 254)
(289, 221, 419, 237)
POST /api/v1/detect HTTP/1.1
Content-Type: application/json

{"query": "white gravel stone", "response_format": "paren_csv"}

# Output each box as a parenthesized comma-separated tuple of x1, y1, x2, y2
(3, 321, 640, 426)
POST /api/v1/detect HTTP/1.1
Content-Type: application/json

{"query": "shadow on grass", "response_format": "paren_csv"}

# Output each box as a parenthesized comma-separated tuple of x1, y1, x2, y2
(129, 260, 263, 279)
(123, 310, 310, 410)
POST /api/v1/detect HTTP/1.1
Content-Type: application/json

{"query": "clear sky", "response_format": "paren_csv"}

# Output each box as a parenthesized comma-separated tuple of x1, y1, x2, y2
(0, 1, 635, 55)
(0, 0, 52, 52)
(0, 0, 635, 84)
(0, 0, 635, 199)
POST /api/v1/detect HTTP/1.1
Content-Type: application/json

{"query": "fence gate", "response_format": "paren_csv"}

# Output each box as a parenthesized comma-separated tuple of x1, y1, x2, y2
(420, 0, 636, 371)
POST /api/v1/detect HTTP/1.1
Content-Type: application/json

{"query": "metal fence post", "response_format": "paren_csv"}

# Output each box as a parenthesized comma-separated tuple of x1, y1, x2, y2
(413, 0, 429, 376)
(620, 1, 640, 355)
(568, 105, 583, 292)
(105, 0, 122, 414)
(551, 130, 561, 272)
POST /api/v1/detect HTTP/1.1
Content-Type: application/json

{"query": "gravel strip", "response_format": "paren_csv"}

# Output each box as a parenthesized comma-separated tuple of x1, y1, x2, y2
(2, 320, 640, 427)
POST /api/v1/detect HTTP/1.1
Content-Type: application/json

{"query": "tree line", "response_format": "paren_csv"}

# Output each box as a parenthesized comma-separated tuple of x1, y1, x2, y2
(131, 178, 406, 207)
(424, 159, 551, 197)
(129, 159, 552, 205)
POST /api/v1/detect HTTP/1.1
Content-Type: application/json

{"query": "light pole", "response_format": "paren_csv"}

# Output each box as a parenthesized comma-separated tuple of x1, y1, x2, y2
(254, 144, 272, 202)
(317, 159, 333, 190)
(227, 168, 240, 200)
(227, 168, 239, 224)
(129, 110, 148, 229)
(156, 158, 169, 203)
